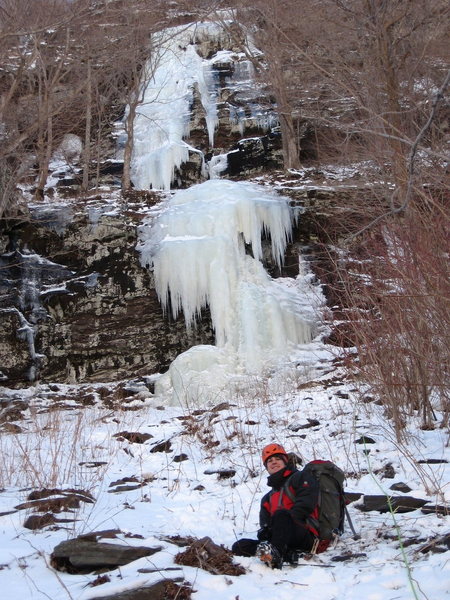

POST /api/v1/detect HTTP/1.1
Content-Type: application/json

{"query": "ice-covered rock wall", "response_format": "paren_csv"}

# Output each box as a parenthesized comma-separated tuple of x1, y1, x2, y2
(130, 20, 280, 191)
(0, 203, 215, 386)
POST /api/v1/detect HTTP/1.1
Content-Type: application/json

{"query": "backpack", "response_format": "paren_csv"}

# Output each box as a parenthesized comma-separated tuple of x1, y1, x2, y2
(283, 459, 346, 552)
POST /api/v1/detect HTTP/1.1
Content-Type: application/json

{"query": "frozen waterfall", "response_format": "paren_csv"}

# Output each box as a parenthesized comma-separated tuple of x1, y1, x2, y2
(130, 22, 220, 191)
(138, 179, 317, 404)
(129, 20, 274, 191)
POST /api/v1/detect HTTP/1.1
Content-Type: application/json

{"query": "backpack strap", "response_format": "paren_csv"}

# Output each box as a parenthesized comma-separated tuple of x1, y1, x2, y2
(273, 474, 295, 510)
(282, 474, 295, 503)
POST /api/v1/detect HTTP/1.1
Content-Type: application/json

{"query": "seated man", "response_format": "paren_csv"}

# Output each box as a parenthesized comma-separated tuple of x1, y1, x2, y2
(232, 443, 319, 569)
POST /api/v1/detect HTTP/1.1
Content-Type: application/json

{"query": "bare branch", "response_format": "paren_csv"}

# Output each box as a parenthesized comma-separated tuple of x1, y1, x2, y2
(345, 69, 450, 242)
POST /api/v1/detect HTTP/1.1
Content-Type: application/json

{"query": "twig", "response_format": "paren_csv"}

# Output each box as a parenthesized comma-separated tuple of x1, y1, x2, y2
(345, 69, 450, 242)
(415, 534, 450, 555)
(363, 441, 421, 600)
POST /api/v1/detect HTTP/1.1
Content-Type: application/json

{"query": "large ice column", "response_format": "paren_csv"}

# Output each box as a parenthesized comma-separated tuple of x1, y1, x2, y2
(131, 23, 221, 191)
(138, 179, 313, 380)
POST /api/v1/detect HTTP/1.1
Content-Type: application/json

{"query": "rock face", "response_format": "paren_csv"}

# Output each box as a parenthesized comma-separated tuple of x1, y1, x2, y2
(0, 17, 366, 387)
(0, 202, 214, 386)
(51, 537, 162, 572)
(0, 181, 364, 387)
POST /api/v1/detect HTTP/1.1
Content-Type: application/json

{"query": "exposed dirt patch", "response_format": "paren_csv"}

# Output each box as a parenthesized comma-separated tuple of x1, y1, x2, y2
(113, 431, 153, 444)
(17, 488, 95, 530)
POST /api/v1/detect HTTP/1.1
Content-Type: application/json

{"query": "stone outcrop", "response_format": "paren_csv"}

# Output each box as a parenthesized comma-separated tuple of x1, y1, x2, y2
(87, 580, 192, 600)
(356, 495, 429, 513)
(0, 202, 214, 386)
(51, 536, 162, 573)
(0, 180, 368, 387)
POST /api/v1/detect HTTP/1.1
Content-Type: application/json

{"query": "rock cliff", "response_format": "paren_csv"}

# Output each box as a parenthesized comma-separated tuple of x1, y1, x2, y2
(0, 200, 214, 386)
(0, 181, 364, 386)
(0, 18, 357, 387)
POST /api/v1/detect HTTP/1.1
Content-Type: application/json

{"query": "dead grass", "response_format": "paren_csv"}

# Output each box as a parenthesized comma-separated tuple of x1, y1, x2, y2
(325, 197, 449, 440)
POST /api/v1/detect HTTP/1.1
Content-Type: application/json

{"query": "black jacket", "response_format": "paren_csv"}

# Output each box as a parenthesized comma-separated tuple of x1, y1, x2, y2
(259, 466, 320, 532)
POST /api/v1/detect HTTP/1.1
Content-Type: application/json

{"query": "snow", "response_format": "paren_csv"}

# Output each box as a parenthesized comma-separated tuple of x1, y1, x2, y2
(208, 153, 228, 178)
(51, 134, 83, 165)
(0, 365, 448, 600)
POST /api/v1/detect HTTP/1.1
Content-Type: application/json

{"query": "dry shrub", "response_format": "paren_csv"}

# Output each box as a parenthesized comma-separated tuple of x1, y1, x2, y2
(340, 196, 449, 438)
(163, 580, 193, 600)
(175, 536, 245, 576)
(0, 402, 144, 490)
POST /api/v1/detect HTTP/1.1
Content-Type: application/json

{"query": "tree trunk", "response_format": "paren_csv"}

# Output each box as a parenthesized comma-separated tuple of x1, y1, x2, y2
(272, 70, 300, 170)
(82, 58, 92, 192)
(371, 3, 408, 200)
(382, 62, 407, 199)
(35, 83, 53, 201)
(257, 4, 301, 171)
(122, 97, 137, 193)
(278, 109, 300, 170)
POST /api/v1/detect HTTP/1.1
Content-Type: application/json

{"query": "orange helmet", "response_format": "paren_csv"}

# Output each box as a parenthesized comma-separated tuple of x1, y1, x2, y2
(261, 443, 288, 465)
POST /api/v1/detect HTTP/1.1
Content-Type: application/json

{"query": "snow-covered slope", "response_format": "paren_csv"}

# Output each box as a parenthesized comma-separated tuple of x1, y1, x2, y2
(0, 347, 448, 599)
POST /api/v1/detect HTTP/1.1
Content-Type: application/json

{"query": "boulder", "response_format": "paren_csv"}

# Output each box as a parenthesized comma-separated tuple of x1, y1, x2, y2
(389, 482, 412, 493)
(88, 579, 191, 600)
(356, 495, 429, 513)
(51, 538, 162, 573)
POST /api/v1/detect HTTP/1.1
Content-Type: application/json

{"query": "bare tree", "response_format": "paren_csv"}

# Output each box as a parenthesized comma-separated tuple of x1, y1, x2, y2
(0, 0, 170, 204)
(75, 0, 168, 194)
(331, 195, 450, 439)
(227, 0, 448, 187)
(241, 0, 302, 169)
(324, 0, 449, 200)
(213, 1, 303, 169)
(33, 25, 76, 200)
(0, 0, 92, 207)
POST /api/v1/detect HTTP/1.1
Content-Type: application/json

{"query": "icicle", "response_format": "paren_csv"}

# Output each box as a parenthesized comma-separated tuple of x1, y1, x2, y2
(138, 179, 314, 385)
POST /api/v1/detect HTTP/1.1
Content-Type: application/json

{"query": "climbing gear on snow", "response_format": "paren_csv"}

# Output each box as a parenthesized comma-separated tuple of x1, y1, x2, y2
(344, 503, 360, 540)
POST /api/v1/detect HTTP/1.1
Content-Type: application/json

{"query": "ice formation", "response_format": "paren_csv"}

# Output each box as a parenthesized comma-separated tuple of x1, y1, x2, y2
(138, 179, 315, 403)
(130, 22, 220, 191)
(130, 21, 274, 190)
(1, 250, 68, 381)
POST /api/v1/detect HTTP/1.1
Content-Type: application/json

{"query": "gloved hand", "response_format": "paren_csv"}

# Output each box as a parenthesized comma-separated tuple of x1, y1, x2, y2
(257, 525, 271, 541)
